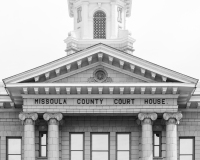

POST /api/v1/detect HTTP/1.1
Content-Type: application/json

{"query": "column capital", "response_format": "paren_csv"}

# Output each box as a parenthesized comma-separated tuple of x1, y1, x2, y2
(138, 112, 157, 121)
(19, 112, 38, 125)
(163, 112, 183, 125)
(138, 112, 157, 125)
(43, 112, 63, 125)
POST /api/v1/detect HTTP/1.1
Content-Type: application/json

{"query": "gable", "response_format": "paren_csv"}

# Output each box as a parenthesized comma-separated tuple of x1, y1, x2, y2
(3, 44, 198, 84)
(55, 66, 146, 83)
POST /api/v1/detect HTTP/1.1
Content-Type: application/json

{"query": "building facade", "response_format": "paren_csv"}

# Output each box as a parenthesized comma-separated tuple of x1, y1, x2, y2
(0, 1, 200, 160)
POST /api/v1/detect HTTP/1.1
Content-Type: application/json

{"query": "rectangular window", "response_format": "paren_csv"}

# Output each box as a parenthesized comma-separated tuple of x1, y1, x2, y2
(92, 133, 109, 160)
(70, 133, 84, 160)
(39, 131, 47, 157)
(153, 132, 161, 157)
(7, 137, 22, 160)
(117, 133, 130, 160)
(180, 137, 195, 160)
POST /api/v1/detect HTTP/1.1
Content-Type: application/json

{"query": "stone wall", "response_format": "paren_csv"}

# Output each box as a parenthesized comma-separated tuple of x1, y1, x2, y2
(0, 112, 23, 160)
(61, 116, 140, 160)
(0, 112, 200, 160)
(59, 113, 200, 160)
(178, 112, 200, 160)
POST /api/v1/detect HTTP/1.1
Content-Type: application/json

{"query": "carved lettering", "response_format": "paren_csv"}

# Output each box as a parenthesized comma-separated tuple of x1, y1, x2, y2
(33, 98, 169, 105)
(34, 99, 68, 105)
(113, 99, 135, 104)
(144, 99, 166, 105)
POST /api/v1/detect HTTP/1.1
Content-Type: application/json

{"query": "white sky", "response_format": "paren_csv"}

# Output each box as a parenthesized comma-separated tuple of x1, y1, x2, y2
(0, 0, 200, 83)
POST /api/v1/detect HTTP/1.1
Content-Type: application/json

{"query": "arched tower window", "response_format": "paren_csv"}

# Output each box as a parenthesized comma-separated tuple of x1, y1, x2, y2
(93, 11, 106, 39)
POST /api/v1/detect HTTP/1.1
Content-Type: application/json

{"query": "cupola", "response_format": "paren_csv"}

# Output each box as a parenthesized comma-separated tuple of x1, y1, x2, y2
(65, 0, 135, 55)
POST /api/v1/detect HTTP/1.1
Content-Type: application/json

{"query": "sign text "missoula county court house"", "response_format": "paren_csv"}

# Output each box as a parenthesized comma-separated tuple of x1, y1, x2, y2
(34, 98, 169, 105)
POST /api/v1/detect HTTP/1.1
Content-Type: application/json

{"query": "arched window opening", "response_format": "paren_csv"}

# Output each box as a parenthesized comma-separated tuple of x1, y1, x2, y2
(93, 11, 106, 39)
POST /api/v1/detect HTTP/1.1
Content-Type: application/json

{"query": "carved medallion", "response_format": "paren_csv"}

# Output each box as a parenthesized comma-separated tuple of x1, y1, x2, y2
(88, 68, 112, 83)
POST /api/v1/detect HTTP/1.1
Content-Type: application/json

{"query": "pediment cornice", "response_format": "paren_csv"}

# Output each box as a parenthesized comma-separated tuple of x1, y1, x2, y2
(3, 44, 198, 84)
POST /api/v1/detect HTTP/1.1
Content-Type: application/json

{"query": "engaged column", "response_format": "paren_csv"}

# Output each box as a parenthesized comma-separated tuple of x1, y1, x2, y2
(138, 112, 157, 160)
(163, 112, 182, 160)
(19, 112, 38, 160)
(43, 112, 63, 160)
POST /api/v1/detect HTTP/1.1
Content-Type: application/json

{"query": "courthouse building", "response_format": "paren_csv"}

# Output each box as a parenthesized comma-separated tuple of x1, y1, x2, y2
(1, 0, 200, 160)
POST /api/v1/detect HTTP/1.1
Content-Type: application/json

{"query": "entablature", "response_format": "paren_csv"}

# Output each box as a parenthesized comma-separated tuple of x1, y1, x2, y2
(2, 82, 195, 108)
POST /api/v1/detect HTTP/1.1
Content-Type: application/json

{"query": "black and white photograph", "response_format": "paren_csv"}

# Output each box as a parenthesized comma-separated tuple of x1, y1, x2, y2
(0, 0, 200, 160)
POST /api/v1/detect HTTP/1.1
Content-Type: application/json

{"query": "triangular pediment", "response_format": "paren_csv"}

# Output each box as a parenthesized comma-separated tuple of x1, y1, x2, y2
(52, 65, 147, 83)
(3, 43, 198, 84)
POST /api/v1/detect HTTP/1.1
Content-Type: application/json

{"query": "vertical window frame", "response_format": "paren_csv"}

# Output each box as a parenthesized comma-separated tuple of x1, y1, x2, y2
(39, 131, 47, 157)
(117, 7, 122, 23)
(91, 133, 110, 160)
(77, 7, 82, 23)
(179, 137, 195, 160)
(116, 133, 130, 160)
(6, 137, 22, 160)
(70, 133, 84, 160)
(153, 131, 162, 157)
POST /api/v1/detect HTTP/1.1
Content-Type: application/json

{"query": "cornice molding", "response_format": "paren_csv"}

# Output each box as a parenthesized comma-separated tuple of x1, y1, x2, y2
(22, 94, 179, 99)
(45, 62, 100, 83)
(6, 82, 196, 88)
(47, 61, 154, 83)
(102, 62, 155, 82)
